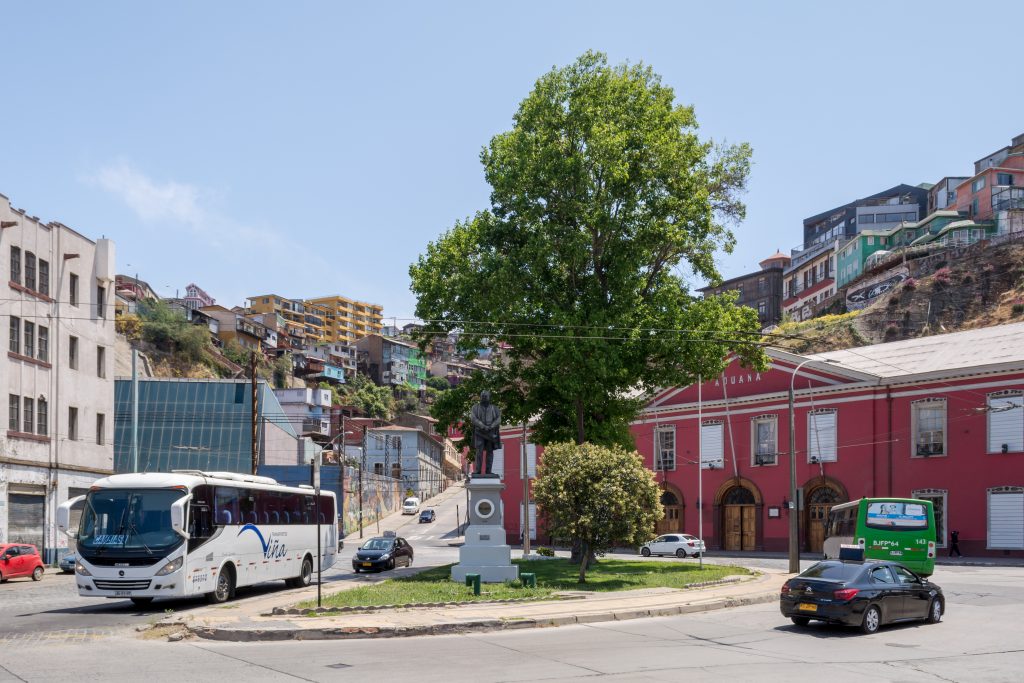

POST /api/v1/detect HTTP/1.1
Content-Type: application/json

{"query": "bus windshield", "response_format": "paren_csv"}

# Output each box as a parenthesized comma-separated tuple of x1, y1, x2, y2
(78, 488, 186, 554)
(865, 501, 929, 531)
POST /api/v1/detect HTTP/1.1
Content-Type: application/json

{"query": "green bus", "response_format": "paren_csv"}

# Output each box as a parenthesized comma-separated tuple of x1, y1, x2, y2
(824, 498, 937, 576)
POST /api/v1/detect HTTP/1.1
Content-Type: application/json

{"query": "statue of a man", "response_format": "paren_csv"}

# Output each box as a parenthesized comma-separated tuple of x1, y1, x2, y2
(469, 390, 502, 476)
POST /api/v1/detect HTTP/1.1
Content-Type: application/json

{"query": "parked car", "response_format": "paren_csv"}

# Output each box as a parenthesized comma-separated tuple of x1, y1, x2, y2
(59, 553, 78, 574)
(780, 559, 944, 634)
(402, 497, 421, 515)
(418, 508, 436, 523)
(640, 534, 706, 558)
(0, 544, 45, 582)
(352, 536, 414, 572)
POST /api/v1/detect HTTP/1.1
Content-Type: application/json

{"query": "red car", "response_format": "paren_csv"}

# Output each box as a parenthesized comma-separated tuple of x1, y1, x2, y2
(0, 544, 45, 582)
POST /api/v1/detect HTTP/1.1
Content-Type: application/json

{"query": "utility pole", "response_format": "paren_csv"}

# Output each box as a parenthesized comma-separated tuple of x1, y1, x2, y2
(522, 422, 531, 556)
(250, 351, 259, 475)
(359, 425, 366, 539)
(131, 349, 139, 472)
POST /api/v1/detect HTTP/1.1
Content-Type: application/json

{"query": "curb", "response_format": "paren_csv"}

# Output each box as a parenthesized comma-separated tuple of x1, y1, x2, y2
(180, 590, 779, 642)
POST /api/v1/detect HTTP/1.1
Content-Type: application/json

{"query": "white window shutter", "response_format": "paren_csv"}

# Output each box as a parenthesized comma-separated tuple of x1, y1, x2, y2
(988, 490, 1024, 549)
(526, 443, 537, 478)
(492, 447, 504, 478)
(700, 424, 724, 468)
(520, 502, 537, 540)
(988, 395, 1024, 453)
(808, 411, 837, 462)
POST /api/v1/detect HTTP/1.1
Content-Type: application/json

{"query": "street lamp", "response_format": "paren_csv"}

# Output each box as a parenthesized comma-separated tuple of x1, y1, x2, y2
(788, 357, 837, 573)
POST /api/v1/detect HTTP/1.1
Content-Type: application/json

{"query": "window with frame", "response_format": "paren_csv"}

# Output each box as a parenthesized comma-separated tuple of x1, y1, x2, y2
(69, 336, 78, 370)
(23, 397, 34, 434)
(96, 284, 106, 319)
(655, 426, 676, 471)
(751, 415, 777, 465)
(700, 421, 724, 469)
(97, 346, 106, 378)
(36, 398, 47, 436)
(972, 177, 986, 192)
(68, 407, 78, 441)
(913, 399, 946, 457)
(24, 252, 36, 291)
(987, 391, 1023, 453)
(996, 172, 1014, 186)
(10, 246, 21, 284)
(37, 326, 48, 362)
(38, 259, 49, 296)
(23, 321, 34, 358)
(8, 394, 19, 431)
(96, 412, 105, 445)
(9, 316, 20, 354)
(69, 273, 78, 306)
(807, 409, 837, 462)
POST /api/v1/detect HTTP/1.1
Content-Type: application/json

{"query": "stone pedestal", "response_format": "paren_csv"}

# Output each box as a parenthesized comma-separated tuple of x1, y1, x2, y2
(451, 477, 519, 583)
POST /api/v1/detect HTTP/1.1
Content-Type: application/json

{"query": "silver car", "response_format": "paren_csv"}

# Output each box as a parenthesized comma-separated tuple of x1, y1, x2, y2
(640, 534, 706, 558)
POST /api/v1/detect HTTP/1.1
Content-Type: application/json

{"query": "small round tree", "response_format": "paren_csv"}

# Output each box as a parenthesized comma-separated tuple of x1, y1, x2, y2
(532, 442, 662, 583)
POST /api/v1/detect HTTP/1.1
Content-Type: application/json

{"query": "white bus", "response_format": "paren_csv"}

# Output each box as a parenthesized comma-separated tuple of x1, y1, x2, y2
(56, 470, 339, 606)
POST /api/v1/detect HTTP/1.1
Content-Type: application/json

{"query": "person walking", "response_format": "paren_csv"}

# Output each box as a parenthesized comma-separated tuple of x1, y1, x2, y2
(949, 529, 962, 557)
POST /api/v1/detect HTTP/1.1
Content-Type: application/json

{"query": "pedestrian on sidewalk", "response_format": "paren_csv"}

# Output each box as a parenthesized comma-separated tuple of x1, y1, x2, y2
(949, 530, 962, 557)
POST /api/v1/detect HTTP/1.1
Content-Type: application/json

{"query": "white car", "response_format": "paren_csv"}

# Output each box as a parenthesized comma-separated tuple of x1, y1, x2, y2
(640, 534, 706, 558)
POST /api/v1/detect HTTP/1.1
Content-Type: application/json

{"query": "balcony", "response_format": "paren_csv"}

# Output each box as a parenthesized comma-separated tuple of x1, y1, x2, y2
(302, 417, 330, 436)
(993, 186, 1024, 212)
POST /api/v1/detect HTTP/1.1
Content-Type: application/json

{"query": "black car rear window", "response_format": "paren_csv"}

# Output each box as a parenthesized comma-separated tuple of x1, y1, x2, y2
(800, 561, 862, 581)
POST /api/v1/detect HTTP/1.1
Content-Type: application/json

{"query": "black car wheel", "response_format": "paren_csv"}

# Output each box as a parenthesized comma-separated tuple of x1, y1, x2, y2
(926, 597, 943, 624)
(353, 567, 360, 574)
(675, 548, 687, 559)
(860, 605, 882, 634)
(640, 547, 651, 557)
(388, 558, 395, 570)
(791, 616, 810, 627)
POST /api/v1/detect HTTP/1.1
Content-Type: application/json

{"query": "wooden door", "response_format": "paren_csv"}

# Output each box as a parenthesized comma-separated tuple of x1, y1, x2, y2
(741, 506, 756, 550)
(808, 504, 829, 553)
(724, 506, 741, 550)
(657, 490, 682, 535)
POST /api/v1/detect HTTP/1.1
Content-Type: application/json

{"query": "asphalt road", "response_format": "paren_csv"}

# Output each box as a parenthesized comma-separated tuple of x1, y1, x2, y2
(0, 484, 468, 641)
(1, 563, 1022, 681)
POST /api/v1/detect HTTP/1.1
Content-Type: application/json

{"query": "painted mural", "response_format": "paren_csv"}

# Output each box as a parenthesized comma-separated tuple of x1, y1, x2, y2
(341, 466, 403, 536)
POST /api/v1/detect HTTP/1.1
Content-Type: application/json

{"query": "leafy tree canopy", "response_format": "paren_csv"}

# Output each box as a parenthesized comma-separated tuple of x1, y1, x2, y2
(410, 51, 766, 447)
(532, 442, 662, 582)
(341, 372, 396, 420)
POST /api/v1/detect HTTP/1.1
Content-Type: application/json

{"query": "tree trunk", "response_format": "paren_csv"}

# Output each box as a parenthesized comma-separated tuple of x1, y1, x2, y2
(577, 540, 589, 583)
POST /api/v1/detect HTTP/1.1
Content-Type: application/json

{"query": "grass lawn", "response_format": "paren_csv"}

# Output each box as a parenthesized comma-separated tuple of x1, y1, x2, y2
(301, 559, 751, 610)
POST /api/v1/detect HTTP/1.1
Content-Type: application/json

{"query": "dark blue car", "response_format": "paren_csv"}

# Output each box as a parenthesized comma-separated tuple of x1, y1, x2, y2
(418, 509, 436, 523)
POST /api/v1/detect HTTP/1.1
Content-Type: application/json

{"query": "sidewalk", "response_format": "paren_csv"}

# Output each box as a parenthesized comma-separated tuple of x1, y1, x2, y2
(343, 481, 468, 545)
(159, 564, 786, 642)
(694, 549, 1024, 568)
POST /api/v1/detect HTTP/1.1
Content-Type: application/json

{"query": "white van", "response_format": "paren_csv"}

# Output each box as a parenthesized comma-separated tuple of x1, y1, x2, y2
(402, 497, 421, 515)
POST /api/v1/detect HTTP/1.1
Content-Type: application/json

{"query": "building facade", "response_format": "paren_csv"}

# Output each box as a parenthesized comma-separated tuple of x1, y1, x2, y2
(1, 193, 116, 561)
(498, 323, 1024, 557)
(782, 239, 840, 322)
(364, 426, 444, 500)
(356, 334, 428, 389)
(304, 294, 383, 345)
(802, 184, 929, 251)
(700, 251, 790, 328)
(182, 283, 215, 311)
(273, 387, 332, 441)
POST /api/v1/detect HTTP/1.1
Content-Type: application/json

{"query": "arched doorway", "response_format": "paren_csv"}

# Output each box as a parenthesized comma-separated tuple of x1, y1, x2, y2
(656, 486, 684, 535)
(712, 478, 764, 551)
(803, 478, 846, 553)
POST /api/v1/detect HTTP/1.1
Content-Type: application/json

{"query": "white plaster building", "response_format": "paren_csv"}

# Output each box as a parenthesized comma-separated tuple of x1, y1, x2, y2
(1, 193, 115, 562)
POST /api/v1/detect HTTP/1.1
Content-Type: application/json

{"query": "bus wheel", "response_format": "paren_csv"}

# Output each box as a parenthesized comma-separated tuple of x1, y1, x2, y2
(293, 556, 313, 588)
(207, 565, 235, 604)
(131, 597, 154, 607)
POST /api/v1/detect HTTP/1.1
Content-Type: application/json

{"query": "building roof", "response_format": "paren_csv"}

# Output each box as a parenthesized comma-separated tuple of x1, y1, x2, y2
(804, 322, 1024, 378)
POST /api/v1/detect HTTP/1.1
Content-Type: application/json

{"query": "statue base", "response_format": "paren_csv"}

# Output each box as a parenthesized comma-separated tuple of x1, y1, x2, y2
(451, 478, 519, 584)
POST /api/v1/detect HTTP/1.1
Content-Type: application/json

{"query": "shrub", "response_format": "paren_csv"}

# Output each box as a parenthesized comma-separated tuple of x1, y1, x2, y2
(961, 271, 975, 285)
(535, 546, 555, 557)
(1013, 300, 1024, 316)
(902, 277, 918, 291)
(933, 268, 952, 288)
(884, 323, 900, 339)
(115, 313, 143, 341)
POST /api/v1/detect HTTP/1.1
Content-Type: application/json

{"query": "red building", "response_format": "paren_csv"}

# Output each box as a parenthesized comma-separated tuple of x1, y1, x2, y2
(499, 322, 1024, 557)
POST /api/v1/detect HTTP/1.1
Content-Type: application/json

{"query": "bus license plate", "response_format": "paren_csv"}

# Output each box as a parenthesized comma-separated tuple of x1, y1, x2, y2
(362, 562, 372, 567)
(798, 603, 817, 612)
(890, 550, 903, 556)
(114, 591, 132, 597)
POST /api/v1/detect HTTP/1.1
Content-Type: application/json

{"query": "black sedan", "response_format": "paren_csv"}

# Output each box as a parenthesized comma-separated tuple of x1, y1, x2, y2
(352, 536, 414, 573)
(780, 559, 944, 634)
(419, 509, 436, 523)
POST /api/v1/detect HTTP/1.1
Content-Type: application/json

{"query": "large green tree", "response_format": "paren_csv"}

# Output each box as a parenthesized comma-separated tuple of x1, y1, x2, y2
(533, 442, 662, 583)
(410, 51, 766, 447)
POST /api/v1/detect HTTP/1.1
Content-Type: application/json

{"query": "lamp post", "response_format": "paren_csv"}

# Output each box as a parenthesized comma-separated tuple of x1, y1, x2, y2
(788, 357, 839, 573)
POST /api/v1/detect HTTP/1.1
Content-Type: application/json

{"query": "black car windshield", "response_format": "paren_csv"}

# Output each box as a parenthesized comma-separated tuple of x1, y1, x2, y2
(361, 538, 393, 551)
(78, 488, 186, 553)
(800, 561, 862, 581)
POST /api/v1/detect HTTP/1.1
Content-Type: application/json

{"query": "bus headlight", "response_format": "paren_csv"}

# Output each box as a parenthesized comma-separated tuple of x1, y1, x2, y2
(75, 562, 92, 576)
(155, 557, 183, 576)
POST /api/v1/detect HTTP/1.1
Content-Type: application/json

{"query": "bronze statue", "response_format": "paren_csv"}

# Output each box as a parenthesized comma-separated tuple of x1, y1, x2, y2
(469, 390, 501, 477)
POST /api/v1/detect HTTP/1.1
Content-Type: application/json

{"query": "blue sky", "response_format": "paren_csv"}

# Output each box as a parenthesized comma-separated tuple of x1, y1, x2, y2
(3, 1, 1021, 322)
